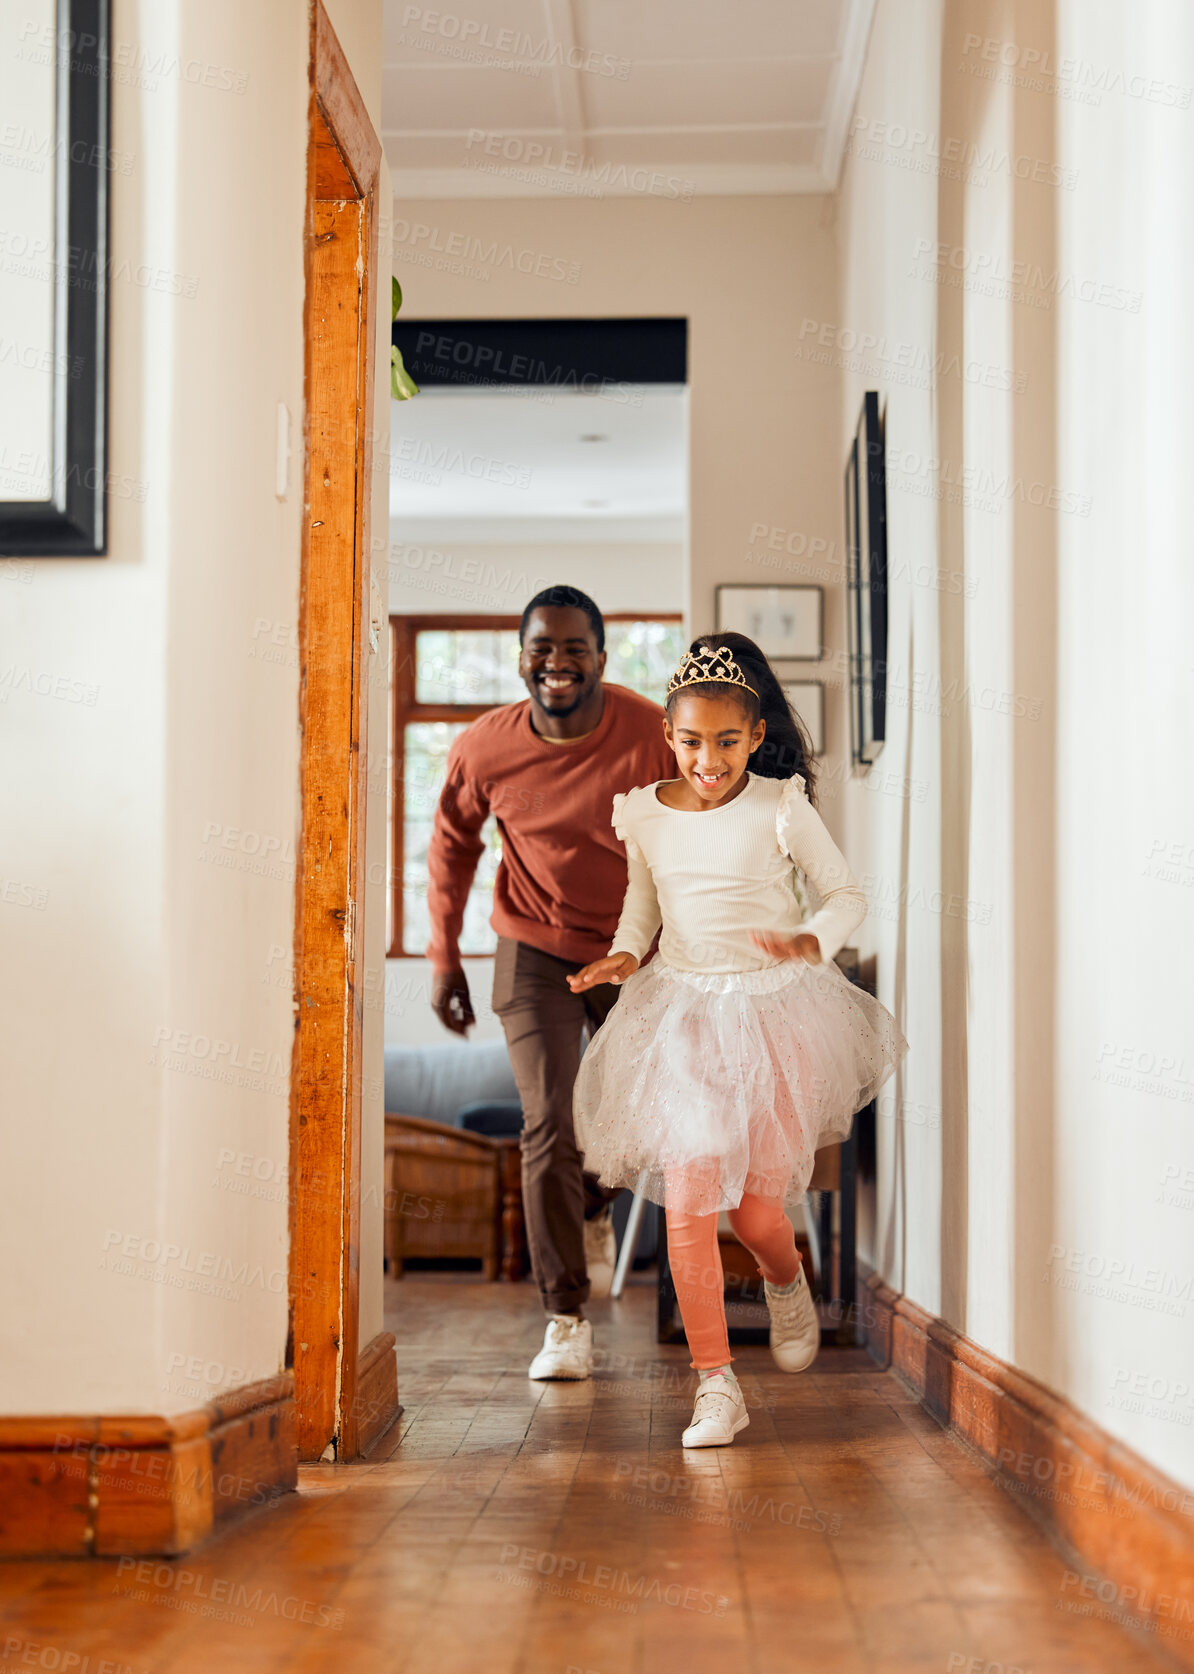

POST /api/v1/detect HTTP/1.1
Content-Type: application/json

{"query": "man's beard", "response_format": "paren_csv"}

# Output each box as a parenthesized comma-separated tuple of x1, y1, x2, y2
(529, 672, 599, 719)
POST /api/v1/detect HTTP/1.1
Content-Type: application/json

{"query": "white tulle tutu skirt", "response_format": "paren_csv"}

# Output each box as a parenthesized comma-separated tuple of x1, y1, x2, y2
(573, 957, 908, 1216)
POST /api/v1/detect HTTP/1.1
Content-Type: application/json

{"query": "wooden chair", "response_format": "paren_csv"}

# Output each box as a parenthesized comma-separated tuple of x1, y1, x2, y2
(384, 1115, 527, 1282)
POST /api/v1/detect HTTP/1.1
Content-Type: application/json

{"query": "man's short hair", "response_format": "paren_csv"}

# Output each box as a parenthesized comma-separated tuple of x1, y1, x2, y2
(519, 586, 605, 652)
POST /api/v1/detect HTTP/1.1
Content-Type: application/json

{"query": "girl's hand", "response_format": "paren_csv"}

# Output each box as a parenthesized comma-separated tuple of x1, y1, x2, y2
(567, 952, 640, 992)
(750, 930, 822, 965)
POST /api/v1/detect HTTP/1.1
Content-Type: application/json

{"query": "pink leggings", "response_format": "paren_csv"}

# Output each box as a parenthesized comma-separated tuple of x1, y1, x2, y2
(665, 1192, 800, 1370)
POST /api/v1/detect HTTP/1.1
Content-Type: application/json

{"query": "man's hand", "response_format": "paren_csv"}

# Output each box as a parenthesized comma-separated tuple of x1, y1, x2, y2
(432, 965, 476, 1035)
(567, 952, 640, 993)
(750, 930, 823, 964)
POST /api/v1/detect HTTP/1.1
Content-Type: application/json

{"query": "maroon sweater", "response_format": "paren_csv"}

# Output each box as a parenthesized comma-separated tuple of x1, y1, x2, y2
(427, 684, 674, 969)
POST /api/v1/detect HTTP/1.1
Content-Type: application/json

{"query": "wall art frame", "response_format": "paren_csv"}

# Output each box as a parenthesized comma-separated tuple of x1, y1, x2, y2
(844, 390, 888, 764)
(0, 0, 110, 556)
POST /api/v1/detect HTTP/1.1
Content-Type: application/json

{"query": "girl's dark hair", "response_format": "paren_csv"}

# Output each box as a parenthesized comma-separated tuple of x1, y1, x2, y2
(667, 631, 818, 803)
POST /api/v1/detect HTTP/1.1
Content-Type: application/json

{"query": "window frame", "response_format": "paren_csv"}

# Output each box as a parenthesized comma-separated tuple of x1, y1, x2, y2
(388, 610, 683, 960)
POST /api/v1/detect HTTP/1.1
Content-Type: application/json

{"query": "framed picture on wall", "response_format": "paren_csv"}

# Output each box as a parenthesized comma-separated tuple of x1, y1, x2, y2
(715, 585, 822, 660)
(781, 680, 825, 755)
(0, 0, 109, 556)
(844, 391, 888, 764)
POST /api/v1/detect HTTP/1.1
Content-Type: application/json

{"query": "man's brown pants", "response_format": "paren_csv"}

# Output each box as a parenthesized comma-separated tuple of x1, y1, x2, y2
(492, 937, 621, 1315)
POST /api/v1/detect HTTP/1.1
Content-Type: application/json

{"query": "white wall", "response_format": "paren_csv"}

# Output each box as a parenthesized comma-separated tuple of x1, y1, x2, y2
(838, 0, 1194, 1487)
(0, 0, 386, 1414)
(388, 537, 684, 619)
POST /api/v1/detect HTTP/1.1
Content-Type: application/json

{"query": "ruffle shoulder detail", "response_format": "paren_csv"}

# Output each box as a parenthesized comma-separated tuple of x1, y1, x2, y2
(775, 772, 810, 852)
(612, 785, 652, 861)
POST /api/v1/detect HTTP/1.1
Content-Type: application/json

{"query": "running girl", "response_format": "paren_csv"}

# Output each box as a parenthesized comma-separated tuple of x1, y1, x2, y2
(569, 633, 907, 1448)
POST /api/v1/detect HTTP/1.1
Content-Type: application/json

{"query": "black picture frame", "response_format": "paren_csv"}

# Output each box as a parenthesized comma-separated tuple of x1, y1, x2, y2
(844, 391, 887, 764)
(0, 0, 109, 556)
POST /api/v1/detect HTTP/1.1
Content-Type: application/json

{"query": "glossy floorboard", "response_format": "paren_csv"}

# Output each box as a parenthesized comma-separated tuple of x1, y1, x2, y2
(0, 1278, 1177, 1674)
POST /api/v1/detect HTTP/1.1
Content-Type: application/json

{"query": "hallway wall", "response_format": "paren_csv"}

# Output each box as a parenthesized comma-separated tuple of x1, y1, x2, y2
(0, 0, 386, 1415)
(839, 0, 1194, 1488)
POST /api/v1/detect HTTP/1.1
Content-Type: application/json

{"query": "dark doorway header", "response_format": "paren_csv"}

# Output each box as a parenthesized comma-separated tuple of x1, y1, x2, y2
(392, 318, 687, 391)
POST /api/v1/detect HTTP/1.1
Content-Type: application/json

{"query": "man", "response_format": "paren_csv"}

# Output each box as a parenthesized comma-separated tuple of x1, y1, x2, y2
(427, 585, 674, 1379)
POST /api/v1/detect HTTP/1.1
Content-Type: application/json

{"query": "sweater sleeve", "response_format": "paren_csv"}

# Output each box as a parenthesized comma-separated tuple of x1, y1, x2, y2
(608, 790, 662, 962)
(776, 776, 867, 964)
(426, 729, 491, 971)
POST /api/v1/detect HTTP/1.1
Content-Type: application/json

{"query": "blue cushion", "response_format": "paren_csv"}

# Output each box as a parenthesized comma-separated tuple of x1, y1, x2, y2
(457, 1099, 524, 1137)
(383, 1041, 519, 1128)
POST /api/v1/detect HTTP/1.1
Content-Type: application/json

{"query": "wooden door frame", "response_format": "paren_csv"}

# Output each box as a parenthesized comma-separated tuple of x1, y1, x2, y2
(290, 0, 396, 1463)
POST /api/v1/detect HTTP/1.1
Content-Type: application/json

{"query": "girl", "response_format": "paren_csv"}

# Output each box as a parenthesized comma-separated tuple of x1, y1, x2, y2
(568, 633, 907, 1448)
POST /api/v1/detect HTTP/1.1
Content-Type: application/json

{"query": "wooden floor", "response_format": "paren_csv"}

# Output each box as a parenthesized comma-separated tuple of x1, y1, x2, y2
(0, 1278, 1177, 1674)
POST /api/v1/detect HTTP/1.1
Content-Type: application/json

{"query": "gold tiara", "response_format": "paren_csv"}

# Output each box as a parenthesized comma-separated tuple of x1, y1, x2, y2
(666, 645, 759, 700)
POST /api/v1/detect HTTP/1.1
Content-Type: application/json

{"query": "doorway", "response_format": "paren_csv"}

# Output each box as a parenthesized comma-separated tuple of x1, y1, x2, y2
(289, 0, 397, 1464)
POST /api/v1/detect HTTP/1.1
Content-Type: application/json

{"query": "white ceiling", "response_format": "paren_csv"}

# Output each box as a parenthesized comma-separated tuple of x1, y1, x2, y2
(389, 386, 687, 543)
(382, 0, 877, 198)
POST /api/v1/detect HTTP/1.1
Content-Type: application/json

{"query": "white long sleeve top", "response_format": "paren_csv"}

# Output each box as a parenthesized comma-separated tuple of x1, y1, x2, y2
(608, 773, 867, 973)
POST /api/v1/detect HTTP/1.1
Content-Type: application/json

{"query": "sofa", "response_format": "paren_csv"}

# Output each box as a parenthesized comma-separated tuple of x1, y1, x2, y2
(382, 1041, 657, 1277)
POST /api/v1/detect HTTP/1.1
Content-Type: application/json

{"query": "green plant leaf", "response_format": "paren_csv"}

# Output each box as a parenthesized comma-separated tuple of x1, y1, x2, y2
(392, 275, 403, 320)
(391, 344, 419, 401)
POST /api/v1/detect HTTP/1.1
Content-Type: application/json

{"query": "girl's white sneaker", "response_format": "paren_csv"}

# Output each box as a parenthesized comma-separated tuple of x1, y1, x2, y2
(764, 1268, 820, 1372)
(681, 1373, 750, 1448)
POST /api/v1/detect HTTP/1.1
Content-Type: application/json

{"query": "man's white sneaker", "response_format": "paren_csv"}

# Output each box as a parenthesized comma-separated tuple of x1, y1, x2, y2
(681, 1373, 750, 1448)
(528, 1314, 593, 1380)
(764, 1266, 820, 1373)
(584, 1209, 617, 1300)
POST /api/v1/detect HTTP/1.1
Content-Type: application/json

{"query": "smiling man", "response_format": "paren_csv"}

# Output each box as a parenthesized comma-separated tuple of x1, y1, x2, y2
(427, 585, 674, 1379)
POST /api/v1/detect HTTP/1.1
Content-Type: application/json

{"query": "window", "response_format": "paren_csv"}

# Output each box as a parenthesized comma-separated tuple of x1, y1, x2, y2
(388, 613, 685, 957)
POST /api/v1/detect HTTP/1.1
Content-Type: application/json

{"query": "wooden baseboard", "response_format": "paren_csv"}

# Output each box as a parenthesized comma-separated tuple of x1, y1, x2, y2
(0, 1375, 296, 1558)
(353, 1332, 399, 1456)
(862, 1272, 1194, 1666)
